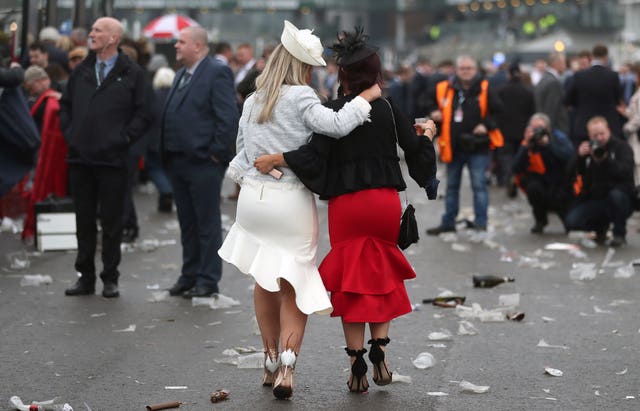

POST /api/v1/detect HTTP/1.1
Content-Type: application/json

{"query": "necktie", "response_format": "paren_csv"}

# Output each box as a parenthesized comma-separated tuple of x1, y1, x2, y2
(180, 72, 191, 88)
(98, 62, 106, 85)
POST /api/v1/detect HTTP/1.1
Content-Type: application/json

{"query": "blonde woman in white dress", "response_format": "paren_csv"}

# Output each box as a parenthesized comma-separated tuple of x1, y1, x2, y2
(218, 20, 381, 400)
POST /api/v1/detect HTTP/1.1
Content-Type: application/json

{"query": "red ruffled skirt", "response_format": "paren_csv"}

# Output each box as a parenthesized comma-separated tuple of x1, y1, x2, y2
(320, 188, 416, 323)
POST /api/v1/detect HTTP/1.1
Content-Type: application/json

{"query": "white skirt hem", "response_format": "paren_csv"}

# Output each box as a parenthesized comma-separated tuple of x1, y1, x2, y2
(219, 222, 333, 316)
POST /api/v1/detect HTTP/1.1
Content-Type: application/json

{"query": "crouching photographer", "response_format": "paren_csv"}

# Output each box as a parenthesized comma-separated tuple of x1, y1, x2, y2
(564, 116, 635, 247)
(512, 113, 574, 234)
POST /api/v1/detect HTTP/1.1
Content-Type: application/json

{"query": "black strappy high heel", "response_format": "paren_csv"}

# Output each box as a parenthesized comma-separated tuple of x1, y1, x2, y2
(345, 347, 369, 393)
(368, 337, 393, 386)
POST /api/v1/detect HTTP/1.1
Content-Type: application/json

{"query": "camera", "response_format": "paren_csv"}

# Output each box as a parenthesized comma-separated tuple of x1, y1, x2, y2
(590, 140, 607, 160)
(528, 127, 549, 150)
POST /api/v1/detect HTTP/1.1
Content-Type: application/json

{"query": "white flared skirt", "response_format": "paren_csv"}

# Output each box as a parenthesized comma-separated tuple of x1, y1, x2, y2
(218, 178, 332, 315)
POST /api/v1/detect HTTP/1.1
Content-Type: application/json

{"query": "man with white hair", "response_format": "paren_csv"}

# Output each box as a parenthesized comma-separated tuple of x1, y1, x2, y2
(60, 17, 152, 298)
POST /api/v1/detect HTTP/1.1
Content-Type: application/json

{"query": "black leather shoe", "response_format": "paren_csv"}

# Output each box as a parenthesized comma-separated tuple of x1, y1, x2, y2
(530, 221, 546, 234)
(102, 282, 120, 298)
(609, 236, 627, 248)
(121, 227, 139, 244)
(65, 280, 95, 296)
(182, 286, 218, 299)
(426, 225, 456, 236)
(594, 228, 608, 245)
(158, 193, 173, 213)
(168, 283, 194, 296)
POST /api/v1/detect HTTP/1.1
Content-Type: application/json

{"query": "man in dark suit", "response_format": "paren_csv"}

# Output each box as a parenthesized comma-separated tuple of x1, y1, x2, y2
(162, 27, 239, 298)
(495, 64, 536, 193)
(535, 52, 569, 136)
(59, 17, 151, 298)
(564, 44, 623, 146)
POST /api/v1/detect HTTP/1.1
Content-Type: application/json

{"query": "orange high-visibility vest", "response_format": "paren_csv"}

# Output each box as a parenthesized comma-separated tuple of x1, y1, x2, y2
(513, 145, 546, 191)
(435, 79, 504, 163)
(513, 144, 582, 196)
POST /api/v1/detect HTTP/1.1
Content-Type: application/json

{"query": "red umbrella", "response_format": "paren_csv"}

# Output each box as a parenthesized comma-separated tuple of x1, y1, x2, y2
(143, 14, 200, 39)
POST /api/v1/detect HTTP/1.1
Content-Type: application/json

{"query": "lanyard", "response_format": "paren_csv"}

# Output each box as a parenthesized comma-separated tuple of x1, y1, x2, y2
(457, 90, 465, 108)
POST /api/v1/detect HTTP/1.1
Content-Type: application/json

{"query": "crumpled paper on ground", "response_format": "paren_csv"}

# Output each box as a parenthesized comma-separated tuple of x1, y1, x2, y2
(428, 329, 453, 340)
(569, 263, 597, 281)
(455, 303, 506, 322)
(20, 274, 52, 286)
(457, 321, 478, 335)
(459, 380, 490, 393)
(412, 352, 436, 369)
(191, 294, 241, 309)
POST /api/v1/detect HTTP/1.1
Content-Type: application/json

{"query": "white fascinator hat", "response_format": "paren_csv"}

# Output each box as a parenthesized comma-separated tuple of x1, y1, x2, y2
(280, 20, 326, 67)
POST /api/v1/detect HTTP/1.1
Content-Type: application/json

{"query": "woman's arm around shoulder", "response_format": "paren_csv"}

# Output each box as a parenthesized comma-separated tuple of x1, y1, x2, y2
(296, 84, 381, 138)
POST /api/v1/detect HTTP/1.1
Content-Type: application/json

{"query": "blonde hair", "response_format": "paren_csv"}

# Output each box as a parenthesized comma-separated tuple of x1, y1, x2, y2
(254, 44, 311, 123)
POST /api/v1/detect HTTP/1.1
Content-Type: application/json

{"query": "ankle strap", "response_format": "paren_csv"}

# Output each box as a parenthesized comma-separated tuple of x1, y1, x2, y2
(368, 337, 391, 347)
(345, 347, 367, 358)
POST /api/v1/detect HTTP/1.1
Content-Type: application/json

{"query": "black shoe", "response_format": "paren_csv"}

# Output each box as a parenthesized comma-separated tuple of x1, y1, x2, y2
(102, 282, 120, 298)
(594, 228, 608, 245)
(168, 282, 194, 296)
(609, 236, 627, 248)
(507, 182, 518, 199)
(182, 286, 218, 299)
(530, 221, 546, 234)
(121, 227, 138, 244)
(158, 193, 173, 213)
(426, 225, 456, 236)
(65, 280, 95, 296)
(345, 347, 369, 392)
(368, 337, 392, 386)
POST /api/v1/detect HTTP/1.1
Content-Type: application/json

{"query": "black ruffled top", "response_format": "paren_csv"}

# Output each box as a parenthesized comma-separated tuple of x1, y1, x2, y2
(284, 95, 437, 200)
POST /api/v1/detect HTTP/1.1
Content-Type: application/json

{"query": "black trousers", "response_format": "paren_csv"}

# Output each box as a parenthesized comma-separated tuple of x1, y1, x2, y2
(122, 154, 139, 230)
(69, 164, 127, 284)
(521, 176, 570, 225)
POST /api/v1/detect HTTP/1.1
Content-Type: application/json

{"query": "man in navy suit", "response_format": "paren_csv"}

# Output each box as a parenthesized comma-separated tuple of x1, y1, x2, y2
(162, 27, 239, 298)
(564, 44, 623, 146)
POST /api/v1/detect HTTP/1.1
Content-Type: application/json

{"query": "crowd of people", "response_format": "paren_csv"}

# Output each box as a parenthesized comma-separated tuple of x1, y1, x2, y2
(392, 44, 640, 248)
(0, 15, 639, 402)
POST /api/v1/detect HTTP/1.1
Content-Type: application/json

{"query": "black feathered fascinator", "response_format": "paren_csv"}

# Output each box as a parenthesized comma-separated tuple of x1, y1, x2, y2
(330, 26, 378, 67)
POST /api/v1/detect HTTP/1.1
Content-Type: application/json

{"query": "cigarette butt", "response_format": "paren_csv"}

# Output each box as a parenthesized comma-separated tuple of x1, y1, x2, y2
(146, 401, 181, 410)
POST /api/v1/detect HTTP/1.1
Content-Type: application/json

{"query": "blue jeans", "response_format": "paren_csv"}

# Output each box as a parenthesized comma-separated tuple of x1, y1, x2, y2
(166, 154, 226, 291)
(441, 152, 489, 228)
(145, 149, 173, 195)
(565, 189, 632, 238)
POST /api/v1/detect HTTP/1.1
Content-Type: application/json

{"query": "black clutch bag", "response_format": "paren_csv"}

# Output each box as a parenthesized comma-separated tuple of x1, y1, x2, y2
(398, 204, 419, 250)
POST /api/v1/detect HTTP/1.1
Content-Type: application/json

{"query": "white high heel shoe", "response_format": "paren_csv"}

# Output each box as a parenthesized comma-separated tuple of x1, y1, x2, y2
(262, 349, 280, 386)
(272, 349, 296, 399)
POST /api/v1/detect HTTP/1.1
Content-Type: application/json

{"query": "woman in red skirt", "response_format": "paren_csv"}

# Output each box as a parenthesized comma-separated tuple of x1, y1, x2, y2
(255, 27, 438, 393)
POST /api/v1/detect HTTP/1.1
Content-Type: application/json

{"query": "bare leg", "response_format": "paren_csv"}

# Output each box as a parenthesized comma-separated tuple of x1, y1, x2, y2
(272, 279, 306, 399)
(343, 321, 366, 355)
(254, 283, 280, 351)
(278, 279, 307, 352)
(369, 322, 390, 341)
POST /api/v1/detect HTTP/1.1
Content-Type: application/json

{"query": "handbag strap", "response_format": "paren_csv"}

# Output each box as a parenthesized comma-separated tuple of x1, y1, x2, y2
(383, 98, 409, 207)
(383, 98, 399, 145)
